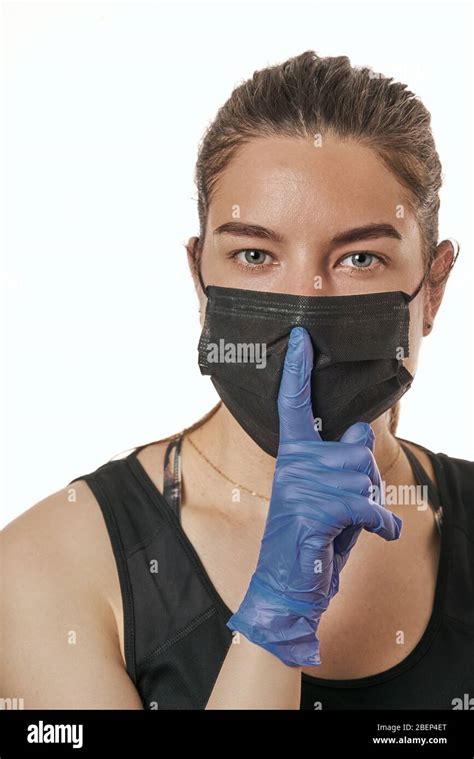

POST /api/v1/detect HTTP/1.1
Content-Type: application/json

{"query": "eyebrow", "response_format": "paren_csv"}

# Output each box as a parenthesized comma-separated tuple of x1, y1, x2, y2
(213, 221, 403, 246)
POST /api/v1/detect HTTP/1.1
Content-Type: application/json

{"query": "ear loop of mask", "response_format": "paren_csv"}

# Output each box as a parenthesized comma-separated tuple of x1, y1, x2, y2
(197, 263, 208, 298)
(406, 271, 428, 303)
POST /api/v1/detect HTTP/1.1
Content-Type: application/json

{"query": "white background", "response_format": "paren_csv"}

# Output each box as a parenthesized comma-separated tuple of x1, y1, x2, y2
(2, 1, 473, 526)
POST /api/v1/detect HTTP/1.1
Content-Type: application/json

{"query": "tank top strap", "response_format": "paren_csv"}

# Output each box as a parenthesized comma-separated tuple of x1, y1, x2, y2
(162, 432, 185, 521)
(398, 439, 443, 535)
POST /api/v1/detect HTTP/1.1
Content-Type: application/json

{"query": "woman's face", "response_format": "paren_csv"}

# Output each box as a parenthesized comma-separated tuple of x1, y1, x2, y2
(188, 135, 452, 377)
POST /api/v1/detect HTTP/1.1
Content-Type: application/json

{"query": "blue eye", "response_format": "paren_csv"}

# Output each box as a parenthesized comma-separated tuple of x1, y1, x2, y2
(340, 252, 379, 269)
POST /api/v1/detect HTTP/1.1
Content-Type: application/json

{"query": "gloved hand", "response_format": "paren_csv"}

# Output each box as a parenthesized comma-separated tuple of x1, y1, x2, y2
(226, 326, 403, 667)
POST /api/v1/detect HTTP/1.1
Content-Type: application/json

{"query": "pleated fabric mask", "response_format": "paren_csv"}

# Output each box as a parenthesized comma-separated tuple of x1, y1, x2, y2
(197, 266, 425, 458)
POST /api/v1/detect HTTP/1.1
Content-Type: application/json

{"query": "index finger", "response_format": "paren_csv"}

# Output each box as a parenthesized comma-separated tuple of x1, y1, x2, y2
(277, 326, 321, 445)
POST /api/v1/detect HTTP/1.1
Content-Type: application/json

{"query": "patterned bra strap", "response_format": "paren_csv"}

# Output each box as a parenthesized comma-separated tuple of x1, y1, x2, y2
(162, 432, 184, 520)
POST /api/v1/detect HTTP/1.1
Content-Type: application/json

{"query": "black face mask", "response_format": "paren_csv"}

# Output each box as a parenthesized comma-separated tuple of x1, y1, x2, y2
(196, 266, 426, 458)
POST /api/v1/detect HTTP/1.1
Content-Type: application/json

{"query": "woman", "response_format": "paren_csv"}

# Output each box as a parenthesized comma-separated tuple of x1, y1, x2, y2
(2, 50, 473, 711)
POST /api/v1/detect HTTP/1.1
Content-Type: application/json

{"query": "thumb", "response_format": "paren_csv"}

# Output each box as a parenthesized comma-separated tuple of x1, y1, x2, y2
(340, 421, 382, 498)
(278, 326, 320, 444)
(340, 422, 375, 451)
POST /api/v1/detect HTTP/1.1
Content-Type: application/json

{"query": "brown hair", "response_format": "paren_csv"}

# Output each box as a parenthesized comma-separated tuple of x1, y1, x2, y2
(192, 50, 458, 435)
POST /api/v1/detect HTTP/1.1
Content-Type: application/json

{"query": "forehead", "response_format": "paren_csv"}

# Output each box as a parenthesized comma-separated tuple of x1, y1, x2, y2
(208, 135, 420, 244)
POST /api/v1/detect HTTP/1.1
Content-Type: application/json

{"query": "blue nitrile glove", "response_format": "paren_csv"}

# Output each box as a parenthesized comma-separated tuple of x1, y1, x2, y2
(226, 326, 403, 667)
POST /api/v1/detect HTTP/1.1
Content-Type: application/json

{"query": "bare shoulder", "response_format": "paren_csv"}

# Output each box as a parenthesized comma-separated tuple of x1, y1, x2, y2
(2, 478, 120, 607)
(1, 480, 143, 709)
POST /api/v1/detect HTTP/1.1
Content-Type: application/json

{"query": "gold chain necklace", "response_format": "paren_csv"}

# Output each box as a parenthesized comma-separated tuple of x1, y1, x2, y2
(186, 433, 403, 502)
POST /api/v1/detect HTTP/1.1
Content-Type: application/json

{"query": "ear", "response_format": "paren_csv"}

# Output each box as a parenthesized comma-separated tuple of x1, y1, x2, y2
(185, 235, 202, 294)
(185, 236, 207, 324)
(423, 239, 458, 336)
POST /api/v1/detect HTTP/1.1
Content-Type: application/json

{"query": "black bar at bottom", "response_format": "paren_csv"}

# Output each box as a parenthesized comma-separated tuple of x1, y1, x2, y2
(0, 709, 473, 757)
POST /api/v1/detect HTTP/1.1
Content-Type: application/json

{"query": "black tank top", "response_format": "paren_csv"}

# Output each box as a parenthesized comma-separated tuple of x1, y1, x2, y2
(68, 436, 474, 710)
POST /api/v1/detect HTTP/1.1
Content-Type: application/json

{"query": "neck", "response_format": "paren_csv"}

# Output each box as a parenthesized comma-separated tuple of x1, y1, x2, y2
(187, 402, 404, 501)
